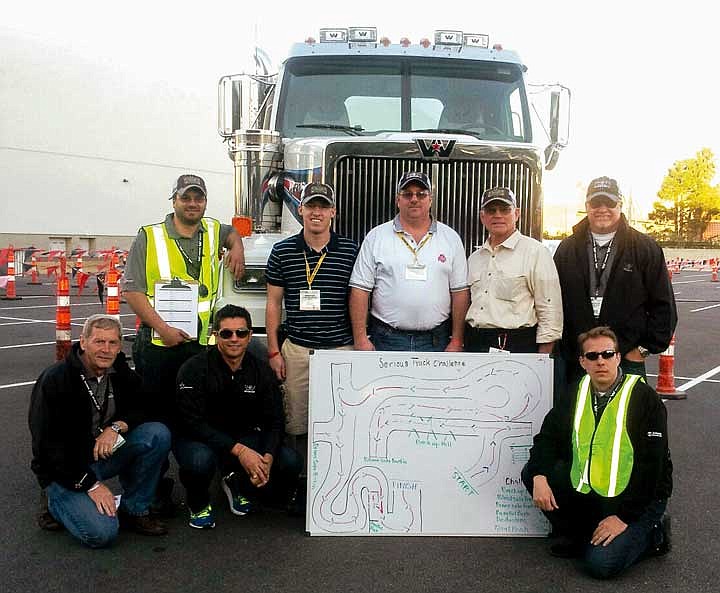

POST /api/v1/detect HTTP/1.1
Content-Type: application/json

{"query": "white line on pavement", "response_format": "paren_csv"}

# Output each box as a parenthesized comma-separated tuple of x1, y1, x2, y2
(690, 303, 720, 313)
(0, 381, 36, 390)
(0, 332, 136, 349)
(672, 280, 710, 285)
(677, 364, 720, 391)
(0, 302, 101, 310)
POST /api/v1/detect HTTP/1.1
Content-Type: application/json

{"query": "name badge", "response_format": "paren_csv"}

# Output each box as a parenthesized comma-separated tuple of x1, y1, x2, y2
(300, 289, 321, 311)
(488, 347, 511, 355)
(591, 296, 603, 318)
(405, 263, 428, 281)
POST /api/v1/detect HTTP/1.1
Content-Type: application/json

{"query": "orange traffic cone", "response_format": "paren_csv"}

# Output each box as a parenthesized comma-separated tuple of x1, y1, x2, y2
(105, 255, 120, 319)
(55, 257, 72, 361)
(712, 266, 718, 282)
(656, 334, 686, 400)
(2, 246, 22, 300)
(28, 253, 42, 285)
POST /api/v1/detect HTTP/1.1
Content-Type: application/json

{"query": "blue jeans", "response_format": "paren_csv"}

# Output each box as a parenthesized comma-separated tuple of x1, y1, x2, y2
(46, 422, 171, 548)
(369, 318, 450, 352)
(174, 435, 302, 513)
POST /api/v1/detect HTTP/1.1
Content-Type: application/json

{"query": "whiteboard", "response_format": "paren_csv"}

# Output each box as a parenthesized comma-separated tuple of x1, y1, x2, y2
(306, 350, 553, 537)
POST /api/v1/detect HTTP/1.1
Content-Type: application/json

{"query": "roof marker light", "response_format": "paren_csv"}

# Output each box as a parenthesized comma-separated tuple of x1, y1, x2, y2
(419, 38, 431, 48)
(380, 36, 391, 47)
(400, 37, 411, 48)
(305, 37, 316, 45)
(463, 34, 489, 48)
(319, 28, 348, 43)
(493, 43, 504, 51)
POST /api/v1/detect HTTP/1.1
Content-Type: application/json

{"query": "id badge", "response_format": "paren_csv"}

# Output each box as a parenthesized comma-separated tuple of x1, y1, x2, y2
(591, 296, 603, 318)
(300, 289, 321, 311)
(488, 347, 511, 355)
(405, 263, 428, 281)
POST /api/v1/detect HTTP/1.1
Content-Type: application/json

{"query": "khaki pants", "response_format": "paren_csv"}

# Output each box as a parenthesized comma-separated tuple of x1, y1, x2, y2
(281, 339, 354, 436)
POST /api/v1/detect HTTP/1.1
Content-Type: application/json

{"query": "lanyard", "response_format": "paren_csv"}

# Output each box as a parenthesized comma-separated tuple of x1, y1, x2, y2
(175, 231, 203, 267)
(591, 239, 613, 296)
(80, 373, 108, 414)
(396, 232, 432, 263)
(592, 374, 623, 415)
(304, 251, 327, 289)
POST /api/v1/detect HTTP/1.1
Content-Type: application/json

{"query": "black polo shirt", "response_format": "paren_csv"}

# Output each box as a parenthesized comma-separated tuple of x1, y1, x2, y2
(265, 231, 358, 348)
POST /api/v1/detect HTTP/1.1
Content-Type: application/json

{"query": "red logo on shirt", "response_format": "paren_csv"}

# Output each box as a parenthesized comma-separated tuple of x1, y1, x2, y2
(438, 254, 447, 263)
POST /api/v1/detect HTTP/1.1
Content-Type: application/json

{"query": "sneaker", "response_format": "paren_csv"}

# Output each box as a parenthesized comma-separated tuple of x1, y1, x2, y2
(189, 505, 216, 529)
(222, 473, 253, 516)
(651, 515, 672, 556)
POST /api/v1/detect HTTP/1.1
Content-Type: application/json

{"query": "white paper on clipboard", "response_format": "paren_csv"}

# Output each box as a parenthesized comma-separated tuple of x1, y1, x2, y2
(153, 279, 199, 339)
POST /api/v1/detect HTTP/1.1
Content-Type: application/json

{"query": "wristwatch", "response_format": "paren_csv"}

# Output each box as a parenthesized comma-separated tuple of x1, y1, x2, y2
(637, 346, 650, 358)
(109, 422, 123, 434)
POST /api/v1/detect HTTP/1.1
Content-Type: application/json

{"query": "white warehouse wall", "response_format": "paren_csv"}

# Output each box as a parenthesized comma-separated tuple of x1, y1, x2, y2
(0, 29, 236, 237)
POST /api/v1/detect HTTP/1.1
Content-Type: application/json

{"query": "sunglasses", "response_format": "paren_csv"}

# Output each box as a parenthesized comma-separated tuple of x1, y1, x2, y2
(482, 204, 513, 214)
(588, 197, 618, 209)
(217, 328, 251, 339)
(582, 350, 617, 361)
(398, 190, 430, 199)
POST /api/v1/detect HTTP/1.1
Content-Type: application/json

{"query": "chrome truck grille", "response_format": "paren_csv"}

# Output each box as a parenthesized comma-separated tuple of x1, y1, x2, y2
(331, 156, 540, 257)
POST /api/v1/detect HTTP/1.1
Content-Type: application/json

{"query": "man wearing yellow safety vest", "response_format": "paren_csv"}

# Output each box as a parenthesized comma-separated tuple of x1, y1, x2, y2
(522, 326, 672, 579)
(122, 174, 245, 511)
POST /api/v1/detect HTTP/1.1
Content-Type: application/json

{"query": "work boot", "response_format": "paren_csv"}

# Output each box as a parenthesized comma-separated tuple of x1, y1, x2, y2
(37, 489, 63, 532)
(651, 515, 672, 556)
(119, 511, 168, 536)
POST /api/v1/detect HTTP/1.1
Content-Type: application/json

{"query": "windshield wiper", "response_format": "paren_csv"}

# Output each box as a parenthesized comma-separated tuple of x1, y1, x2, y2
(296, 123, 364, 136)
(412, 128, 483, 141)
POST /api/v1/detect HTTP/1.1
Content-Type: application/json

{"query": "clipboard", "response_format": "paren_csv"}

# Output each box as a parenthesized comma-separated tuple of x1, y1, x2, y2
(153, 278, 199, 340)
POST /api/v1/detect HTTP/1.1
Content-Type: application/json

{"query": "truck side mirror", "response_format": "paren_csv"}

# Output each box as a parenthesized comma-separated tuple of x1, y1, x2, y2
(218, 73, 276, 138)
(544, 85, 570, 171)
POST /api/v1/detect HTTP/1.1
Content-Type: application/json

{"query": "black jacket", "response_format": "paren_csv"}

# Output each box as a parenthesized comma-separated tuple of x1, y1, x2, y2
(526, 376, 673, 523)
(28, 343, 146, 491)
(554, 215, 677, 366)
(176, 348, 284, 457)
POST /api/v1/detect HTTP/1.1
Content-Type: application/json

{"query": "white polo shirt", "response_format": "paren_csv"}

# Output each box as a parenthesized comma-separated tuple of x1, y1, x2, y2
(350, 217, 468, 331)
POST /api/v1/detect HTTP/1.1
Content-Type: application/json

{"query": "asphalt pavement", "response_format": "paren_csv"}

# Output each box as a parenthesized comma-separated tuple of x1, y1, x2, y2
(1, 273, 718, 593)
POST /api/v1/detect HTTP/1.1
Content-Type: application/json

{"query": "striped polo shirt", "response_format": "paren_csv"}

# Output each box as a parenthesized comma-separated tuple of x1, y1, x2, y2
(266, 231, 358, 348)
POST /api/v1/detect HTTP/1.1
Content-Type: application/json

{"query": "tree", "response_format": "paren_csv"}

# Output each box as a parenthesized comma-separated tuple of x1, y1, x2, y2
(647, 148, 720, 242)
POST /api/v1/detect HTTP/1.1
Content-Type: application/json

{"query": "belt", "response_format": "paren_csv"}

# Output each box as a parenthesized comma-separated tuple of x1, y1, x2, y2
(370, 316, 450, 336)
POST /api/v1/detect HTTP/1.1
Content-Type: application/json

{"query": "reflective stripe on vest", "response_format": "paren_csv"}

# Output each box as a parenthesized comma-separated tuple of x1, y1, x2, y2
(570, 373, 641, 497)
(143, 217, 221, 346)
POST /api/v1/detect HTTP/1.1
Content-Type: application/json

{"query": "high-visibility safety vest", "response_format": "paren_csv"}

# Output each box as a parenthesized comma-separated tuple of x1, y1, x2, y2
(144, 217, 221, 346)
(570, 373, 642, 498)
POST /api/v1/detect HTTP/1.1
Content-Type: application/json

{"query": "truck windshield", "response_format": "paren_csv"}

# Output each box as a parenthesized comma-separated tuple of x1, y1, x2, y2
(277, 55, 530, 142)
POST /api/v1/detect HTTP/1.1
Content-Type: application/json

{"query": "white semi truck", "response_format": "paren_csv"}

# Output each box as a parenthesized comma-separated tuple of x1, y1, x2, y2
(215, 27, 570, 330)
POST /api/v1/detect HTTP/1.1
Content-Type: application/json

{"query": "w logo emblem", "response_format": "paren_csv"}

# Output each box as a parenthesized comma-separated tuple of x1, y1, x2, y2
(416, 139, 456, 158)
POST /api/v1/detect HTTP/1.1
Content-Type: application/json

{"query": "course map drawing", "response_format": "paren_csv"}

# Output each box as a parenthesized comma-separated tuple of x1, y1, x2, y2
(307, 351, 552, 536)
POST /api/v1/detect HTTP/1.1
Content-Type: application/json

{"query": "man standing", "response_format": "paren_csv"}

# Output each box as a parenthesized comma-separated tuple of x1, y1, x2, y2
(174, 305, 302, 529)
(122, 174, 245, 424)
(522, 326, 672, 579)
(265, 182, 358, 510)
(465, 187, 562, 353)
(29, 315, 171, 548)
(349, 171, 469, 352)
(554, 176, 676, 383)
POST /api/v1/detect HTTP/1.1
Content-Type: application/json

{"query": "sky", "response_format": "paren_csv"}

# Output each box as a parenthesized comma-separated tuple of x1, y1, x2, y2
(3, 0, 719, 232)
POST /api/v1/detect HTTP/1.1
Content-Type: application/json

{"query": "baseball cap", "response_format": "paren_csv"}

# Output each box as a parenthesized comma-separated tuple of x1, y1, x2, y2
(397, 171, 431, 193)
(586, 176, 621, 203)
(481, 187, 517, 208)
(170, 174, 207, 199)
(300, 182, 335, 206)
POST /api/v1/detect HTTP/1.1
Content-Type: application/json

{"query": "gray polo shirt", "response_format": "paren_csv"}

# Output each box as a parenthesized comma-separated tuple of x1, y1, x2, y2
(121, 214, 232, 293)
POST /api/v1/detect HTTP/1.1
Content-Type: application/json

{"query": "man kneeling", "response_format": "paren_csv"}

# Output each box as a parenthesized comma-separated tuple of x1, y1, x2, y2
(175, 305, 302, 529)
(29, 314, 171, 548)
(522, 326, 672, 578)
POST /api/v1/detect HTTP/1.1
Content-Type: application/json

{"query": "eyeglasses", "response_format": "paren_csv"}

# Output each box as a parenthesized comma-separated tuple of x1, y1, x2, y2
(582, 350, 617, 361)
(176, 194, 207, 203)
(217, 328, 251, 339)
(587, 197, 619, 209)
(482, 204, 513, 214)
(398, 190, 430, 199)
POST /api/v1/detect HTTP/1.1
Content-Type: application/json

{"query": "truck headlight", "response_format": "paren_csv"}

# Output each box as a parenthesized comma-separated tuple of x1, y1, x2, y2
(233, 267, 267, 292)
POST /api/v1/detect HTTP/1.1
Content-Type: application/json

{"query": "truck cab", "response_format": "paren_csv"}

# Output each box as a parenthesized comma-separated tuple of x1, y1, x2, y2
(216, 28, 570, 331)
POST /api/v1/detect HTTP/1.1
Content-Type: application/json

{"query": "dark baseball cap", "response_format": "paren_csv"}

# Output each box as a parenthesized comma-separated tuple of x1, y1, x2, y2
(397, 171, 431, 193)
(300, 182, 335, 206)
(481, 187, 517, 208)
(170, 174, 207, 199)
(586, 176, 621, 203)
